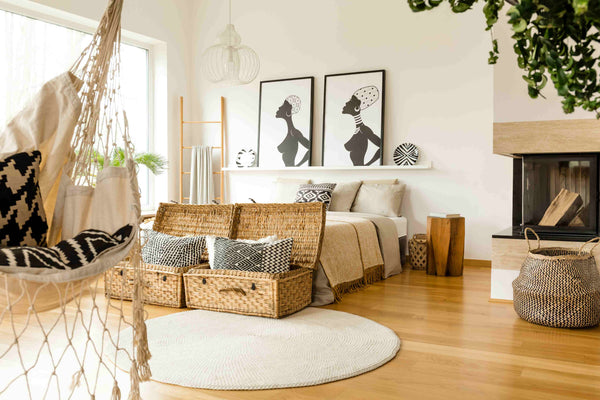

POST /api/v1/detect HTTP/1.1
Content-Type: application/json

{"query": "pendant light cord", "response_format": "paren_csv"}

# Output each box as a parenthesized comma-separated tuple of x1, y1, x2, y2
(228, 0, 232, 46)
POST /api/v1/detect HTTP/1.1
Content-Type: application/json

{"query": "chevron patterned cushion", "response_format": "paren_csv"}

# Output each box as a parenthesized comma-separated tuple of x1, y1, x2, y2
(294, 183, 336, 210)
(0, 224, 133, 269)
(211, 237, 293, 274)
(0, 151, 48, 247)
(142, 230, 206, 267)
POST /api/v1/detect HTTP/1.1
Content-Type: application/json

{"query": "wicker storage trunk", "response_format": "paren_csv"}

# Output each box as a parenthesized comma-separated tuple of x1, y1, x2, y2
(513, 228, 600, 328)
(106, 263, 202, 307)
(184, 202, 326, 318)
(104, 203, 235, 307)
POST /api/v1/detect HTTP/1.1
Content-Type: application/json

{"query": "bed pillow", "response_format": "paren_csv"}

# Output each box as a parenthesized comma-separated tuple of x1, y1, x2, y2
(210, 236, 293, 274)
(0, 224, 132, 269)
(328, 181, 361, 212)
(142, 230, 206, 267)
(0, 151, 48, 247)
(272, 178, 311, 203)
(295, 183, 337, 210)
(351, 183, 406, 217)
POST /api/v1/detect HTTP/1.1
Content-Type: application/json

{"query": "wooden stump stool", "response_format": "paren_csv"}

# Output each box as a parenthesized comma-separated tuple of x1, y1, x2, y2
(426, 216, 465, 276)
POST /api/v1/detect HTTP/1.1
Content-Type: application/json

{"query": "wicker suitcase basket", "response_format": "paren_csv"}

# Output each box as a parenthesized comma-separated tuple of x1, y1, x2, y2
(104, 203, 235, 307)
(513, 228, 600, 328)
(184, 202, 326, 318)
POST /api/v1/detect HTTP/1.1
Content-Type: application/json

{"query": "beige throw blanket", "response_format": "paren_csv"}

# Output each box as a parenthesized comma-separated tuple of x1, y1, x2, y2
(320, 216, 384, 300)
(329, 212, 403, 278)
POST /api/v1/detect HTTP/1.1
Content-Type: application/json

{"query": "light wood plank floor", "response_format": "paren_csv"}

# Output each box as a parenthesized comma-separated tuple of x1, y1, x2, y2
(3, 263, 600, 399)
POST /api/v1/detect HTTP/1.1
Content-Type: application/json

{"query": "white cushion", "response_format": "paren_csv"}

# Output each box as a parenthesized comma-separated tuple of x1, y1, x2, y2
(271, 178, 311, 203)
(328, 181, 361, 212)
(351, 183, 406, 217)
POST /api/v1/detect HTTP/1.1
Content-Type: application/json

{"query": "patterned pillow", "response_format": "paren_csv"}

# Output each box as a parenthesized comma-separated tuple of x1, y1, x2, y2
(0, 151, 48, 247)
(211, 237, 293, 274)
(0, 224, 133, 269)
(142, 230, 206, 267)
(295, 183, 337, 210)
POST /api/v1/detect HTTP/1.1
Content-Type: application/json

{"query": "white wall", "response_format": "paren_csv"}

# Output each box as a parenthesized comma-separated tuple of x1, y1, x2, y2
(494, 13, 596, 122)
(190, 0, 511, 260)
(8, 0, 195, 206)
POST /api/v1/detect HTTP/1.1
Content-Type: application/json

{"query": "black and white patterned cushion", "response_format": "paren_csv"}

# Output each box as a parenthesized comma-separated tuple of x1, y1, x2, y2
(0, 224, 133, 269)
(142, 230, 206, 267)
(295, 183, 336, 210)
(211, 237, 293, 274)
(0, 151, 48, 247)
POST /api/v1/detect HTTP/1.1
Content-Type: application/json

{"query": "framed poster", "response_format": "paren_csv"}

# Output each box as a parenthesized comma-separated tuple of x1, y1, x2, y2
(257, 77, 314, 167)
(322, 70, 385, 166)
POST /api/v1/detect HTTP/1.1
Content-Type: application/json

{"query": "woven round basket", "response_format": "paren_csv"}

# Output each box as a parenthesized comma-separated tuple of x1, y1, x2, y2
(513, 228, 600, 328)
(409, 234, 427, 270)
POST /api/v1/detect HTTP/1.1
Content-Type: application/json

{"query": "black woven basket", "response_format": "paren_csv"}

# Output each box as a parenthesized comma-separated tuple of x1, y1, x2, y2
(512, 228, 600, 328)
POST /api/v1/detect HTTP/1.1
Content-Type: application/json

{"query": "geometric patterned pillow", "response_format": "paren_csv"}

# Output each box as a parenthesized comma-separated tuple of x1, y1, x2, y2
(0, 151, 48, 247)
(295, 183, 336, 210)
(0, 224, 133, 269)
(211, 237, 293, 274)
(141, 230, 206, 267)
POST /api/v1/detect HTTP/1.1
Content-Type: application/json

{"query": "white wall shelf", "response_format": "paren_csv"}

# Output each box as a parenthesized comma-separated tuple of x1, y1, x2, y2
(222, 162, 432, 172)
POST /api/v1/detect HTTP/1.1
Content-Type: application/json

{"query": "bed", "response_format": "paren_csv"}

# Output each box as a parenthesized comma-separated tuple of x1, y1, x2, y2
(311, 211, 406, 306)
(270, 178, 407, 306)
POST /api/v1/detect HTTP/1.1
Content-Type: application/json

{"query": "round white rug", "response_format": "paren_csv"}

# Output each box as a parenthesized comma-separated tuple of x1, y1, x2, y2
(118, 307, 400, 390)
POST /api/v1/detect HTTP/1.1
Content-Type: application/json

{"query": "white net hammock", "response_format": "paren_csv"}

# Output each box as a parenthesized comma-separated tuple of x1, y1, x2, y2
(0, 0, 150, 398)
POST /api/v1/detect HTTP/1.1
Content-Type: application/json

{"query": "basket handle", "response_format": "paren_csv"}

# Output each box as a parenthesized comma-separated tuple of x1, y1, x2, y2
(219, 287, 246, 296)
(578, 237, 600, 255)
(524, 228, 540, 251)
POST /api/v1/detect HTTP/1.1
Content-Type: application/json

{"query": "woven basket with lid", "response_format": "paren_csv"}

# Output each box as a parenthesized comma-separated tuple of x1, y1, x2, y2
(184, 202, 326, 318)
(105, 203, 235, 308)
(513, 228, 600, 328)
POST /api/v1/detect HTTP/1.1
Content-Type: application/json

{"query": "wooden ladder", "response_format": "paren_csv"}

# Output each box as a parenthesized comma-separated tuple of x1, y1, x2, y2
(179, 96, 225, 204)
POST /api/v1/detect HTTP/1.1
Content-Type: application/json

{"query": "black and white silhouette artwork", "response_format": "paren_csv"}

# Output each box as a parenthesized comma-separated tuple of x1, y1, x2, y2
(323, 70, 385, 167)
(258, 77, 314, 168)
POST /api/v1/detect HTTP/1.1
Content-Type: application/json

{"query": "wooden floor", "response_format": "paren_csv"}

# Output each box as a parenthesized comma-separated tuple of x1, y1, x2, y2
(3, 263, 600, 399)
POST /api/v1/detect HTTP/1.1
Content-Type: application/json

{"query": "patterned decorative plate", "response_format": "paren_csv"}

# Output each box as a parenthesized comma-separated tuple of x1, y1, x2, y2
(394, 143, 419, 166)
(236, 149, 256, 168)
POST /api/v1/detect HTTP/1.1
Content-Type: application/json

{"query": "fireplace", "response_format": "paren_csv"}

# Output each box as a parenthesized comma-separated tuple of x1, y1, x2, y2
(513, 153, 599, 239)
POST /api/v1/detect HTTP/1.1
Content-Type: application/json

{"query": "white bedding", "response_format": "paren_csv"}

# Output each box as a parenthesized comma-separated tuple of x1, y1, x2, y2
(389, 216, 407, 237)
(328, 212, 407, 237)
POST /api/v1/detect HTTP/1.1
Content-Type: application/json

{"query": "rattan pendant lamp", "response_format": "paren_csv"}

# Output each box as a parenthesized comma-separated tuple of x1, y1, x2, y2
(200, 0, 260, 85)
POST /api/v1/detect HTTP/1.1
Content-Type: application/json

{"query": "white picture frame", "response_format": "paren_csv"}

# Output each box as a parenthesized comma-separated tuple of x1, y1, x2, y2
(322, 70, 385, 167)
(257, 77, 314, 168)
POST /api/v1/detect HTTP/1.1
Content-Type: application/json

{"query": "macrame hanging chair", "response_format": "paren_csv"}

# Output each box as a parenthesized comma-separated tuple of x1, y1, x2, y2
(0, 0, 150, 398)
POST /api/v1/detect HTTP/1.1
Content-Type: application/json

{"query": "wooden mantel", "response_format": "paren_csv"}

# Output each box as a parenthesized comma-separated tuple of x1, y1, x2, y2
(493, 119, 600, 156)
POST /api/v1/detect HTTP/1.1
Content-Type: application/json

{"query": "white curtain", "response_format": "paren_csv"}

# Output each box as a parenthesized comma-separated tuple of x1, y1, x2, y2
(0, 9, 152, 209)
(189, 145, 214, 205)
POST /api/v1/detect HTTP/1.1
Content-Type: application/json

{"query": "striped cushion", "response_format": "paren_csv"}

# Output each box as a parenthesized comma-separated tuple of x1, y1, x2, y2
(0, 225, 132, 269)
(210, 237, 293, 274)
(142, 230, 206, 267)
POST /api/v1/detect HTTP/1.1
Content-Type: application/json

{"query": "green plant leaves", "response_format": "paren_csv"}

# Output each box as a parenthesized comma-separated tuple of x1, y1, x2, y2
(407, 0, 600, 118)
(89, 147, 168, 175)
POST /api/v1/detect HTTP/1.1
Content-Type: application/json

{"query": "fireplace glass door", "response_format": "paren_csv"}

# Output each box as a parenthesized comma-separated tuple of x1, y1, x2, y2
(522, 154, 598, 234)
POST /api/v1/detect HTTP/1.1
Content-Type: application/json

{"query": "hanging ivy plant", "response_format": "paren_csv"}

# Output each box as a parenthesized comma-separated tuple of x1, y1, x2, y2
(407, 0, 600, 117)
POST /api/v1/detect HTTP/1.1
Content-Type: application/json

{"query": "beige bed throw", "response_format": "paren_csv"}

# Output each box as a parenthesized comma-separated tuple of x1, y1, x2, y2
(329, 212, 402, 278)
(320, 216, 384, 300)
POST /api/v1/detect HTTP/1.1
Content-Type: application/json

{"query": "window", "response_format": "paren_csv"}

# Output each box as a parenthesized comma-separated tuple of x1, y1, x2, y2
(0, 9, 153, 209)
